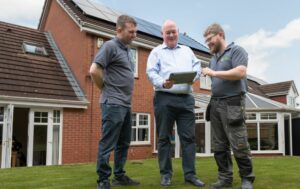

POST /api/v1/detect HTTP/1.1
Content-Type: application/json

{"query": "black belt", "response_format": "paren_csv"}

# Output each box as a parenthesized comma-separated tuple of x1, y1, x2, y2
(211, 94, 245, 101)
(155, 91, 189, 97)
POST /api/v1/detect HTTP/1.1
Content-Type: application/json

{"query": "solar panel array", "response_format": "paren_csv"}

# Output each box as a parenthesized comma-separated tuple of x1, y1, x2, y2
(72, 0, 209, 53)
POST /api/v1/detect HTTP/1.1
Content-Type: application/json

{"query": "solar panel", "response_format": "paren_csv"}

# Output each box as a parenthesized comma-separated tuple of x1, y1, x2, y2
(71, 0, 209, 53)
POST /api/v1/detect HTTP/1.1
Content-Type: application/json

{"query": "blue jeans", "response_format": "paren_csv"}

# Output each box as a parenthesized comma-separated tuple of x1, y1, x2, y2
(96, 103, 132, 182)
(154, 92, 196, 180)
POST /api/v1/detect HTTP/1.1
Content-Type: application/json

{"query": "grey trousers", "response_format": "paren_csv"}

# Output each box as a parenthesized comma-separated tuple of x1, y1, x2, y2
(210, 95, 255, 183)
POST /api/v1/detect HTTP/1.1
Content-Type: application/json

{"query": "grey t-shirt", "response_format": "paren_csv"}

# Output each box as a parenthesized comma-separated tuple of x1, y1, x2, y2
(93, 37, 135, 107)
(209, 42, 248, 98)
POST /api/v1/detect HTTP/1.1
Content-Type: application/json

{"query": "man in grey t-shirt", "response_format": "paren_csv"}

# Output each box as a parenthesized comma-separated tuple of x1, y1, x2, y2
(202, 23, 255, 189)
(90, 15, 139, 189)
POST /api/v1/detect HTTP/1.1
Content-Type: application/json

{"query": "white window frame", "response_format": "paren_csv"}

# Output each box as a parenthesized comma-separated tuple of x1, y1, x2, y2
(200, 60, 211, 90)
(131, 113, 150, 145)
(27, 108, 63, 167)
(246, 112, 281, 154)
(22, 41, 48, 56)
(130, 47, 138, 78)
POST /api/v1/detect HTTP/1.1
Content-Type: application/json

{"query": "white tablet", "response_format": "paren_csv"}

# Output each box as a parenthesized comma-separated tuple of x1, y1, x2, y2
(168, 71, 197, 84)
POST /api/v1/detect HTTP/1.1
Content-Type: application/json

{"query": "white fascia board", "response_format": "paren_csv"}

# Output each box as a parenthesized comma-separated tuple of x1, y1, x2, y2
(80, 22, 158, 49)
(0, 96, 88, 109)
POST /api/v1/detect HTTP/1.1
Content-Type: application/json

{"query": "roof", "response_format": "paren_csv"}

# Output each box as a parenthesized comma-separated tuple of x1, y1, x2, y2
(193, 92, 300, 113)
(39, 0, 210, 54)
(259, 81, 298, 96)
(0, 21, 87, 108)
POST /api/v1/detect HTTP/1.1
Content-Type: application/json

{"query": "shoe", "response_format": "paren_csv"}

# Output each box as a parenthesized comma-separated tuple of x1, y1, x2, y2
(97, 180, 110, 189)
(161, 175, 171, 186)
(210, 180, 232, 189)
(185, 176, 205, 187)
(241, 179, 253, 189)
(112, 175, 140, 186)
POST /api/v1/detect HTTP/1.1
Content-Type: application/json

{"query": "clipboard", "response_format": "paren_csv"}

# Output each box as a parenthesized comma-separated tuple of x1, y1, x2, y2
(168, 71, 197, 84)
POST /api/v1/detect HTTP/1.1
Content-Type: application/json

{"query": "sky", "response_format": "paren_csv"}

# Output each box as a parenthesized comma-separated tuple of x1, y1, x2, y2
(0, 0, 299, 106)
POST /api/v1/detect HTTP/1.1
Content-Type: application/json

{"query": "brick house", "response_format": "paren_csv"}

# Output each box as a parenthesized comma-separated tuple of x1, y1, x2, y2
(1, 0, 300, 169)
(37, 0, 211, 165)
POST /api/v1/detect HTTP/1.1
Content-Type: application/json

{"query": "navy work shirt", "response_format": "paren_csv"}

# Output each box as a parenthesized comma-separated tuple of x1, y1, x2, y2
(93, 37, 135, 107)
(209, 42, 248, 98)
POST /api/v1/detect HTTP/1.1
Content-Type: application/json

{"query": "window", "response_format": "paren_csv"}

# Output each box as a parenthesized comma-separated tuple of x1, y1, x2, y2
(246, 112, 279, 152)
(23, 42, 47, 56)
(260, 123, 278, 150)
(131, 113, 150, 144)
(200, 61, 211, 89)
(200, 75, 212, 90)
(246, 113, 257, 120)
(287, 95, 296, 108)
(195, 123, 205, 153)
(130, 47, 138, 77)
(195, 112, 204, 121)
(247, 123, 258, 150)
(260, 113, 277, 120)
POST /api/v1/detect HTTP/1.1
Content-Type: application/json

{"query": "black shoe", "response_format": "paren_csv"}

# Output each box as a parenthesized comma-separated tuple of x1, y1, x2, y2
(112, 175, 140, 186)
(241, 179, 253, 189)
(97, 180, 110, 189)
(161, 175, 171, 186)
(185, 176, 205, 187)
(210, 180, 232, 189)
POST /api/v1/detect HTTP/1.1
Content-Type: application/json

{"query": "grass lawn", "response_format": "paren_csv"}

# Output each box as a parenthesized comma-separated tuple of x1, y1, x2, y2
(0, 156, 299, 189)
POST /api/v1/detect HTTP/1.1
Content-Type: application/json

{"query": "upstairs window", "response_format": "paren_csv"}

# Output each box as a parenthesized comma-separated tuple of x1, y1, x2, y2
(23, 42, 48, 56)
(130, 47, 138, 77)
(200, 61, 211, 90)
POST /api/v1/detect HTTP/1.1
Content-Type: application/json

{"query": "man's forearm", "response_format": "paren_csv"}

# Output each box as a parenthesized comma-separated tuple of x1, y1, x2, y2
(90, 63, 104, 90)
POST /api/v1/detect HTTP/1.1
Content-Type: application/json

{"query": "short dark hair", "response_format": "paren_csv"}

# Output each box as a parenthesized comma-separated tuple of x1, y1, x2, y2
(116, 15, 137, 29)
(203, 23, 225, 39)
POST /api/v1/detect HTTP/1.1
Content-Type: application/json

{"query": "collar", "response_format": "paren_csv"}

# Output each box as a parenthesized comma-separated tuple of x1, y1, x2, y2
(215, 42, 234, 59)
(114, 37, 128, 50)
(162, 43, 181, 49)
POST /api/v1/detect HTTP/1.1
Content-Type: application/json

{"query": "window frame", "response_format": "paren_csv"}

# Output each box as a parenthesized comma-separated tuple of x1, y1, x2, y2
(200, 61, 211, 90)
(22, 41, 48, 56)
(129, 47, 138, 78)
(131, 113, 151, 145)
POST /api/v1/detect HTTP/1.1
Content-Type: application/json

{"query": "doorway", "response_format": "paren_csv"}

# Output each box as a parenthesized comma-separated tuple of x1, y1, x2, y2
(12, 108, 29, 167)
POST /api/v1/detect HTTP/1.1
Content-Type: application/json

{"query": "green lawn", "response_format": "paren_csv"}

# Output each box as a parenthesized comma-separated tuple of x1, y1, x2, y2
(0, 156, 299, 189)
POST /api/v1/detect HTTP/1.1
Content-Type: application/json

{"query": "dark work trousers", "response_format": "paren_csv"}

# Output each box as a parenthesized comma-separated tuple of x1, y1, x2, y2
(154, 91, 197, 180)
(96, 103, 132, 182)
(210, 95, 255, 183)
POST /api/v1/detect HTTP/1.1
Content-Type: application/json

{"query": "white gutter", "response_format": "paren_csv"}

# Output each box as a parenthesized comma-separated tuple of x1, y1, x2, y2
(0, 96, 88, 109)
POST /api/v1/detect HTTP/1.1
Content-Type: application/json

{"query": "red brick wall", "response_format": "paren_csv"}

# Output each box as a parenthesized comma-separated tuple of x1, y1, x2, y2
(271, 96, 287, 104)
(42, 0, 211, 164)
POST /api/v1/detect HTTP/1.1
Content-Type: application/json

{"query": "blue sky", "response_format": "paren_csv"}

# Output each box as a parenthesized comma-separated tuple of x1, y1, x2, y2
(0, 0, 299, 105)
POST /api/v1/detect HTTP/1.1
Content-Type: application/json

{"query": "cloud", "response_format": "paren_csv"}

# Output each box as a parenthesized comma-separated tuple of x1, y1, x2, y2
(221, 24, 231, 32)
(236, 18, 300, 80)
(0, 0, 45, 28)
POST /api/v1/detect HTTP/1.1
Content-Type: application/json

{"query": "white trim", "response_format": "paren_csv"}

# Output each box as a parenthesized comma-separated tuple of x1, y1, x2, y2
(174, 123, 180, 158)
(1, 105, 14, 168)
(129, 47, 138, 78)
(0, 96, 88, 109)
(59, 111, 63, 165)
(47, 111, 53, 165)
(27, 110, 34, 167)
(81, 25, 158, 50)
(131, 113, 151, 145)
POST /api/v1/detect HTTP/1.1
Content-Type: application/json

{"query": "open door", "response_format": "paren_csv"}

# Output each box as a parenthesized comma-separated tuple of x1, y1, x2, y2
(1, 105, 14, 168)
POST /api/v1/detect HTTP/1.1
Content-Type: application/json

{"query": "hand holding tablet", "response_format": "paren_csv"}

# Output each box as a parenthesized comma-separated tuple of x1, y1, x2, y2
(168, 71, 197, 84)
